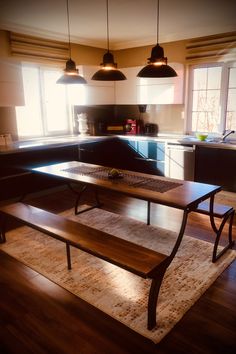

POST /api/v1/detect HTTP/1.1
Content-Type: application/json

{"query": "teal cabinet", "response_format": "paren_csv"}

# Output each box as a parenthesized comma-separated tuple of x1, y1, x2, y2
(78, 137, 165, 176)
(125, 139, 165, 176)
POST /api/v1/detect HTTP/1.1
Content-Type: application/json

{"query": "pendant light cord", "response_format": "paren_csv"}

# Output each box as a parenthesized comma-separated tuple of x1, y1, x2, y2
(106, 0, 110, 52)
(66, 0, 72, 58)
(156, 0, 159, 44)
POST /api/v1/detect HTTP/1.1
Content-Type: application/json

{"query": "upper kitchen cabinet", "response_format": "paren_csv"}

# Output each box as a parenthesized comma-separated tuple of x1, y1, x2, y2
(115, 63, 184, 105)
(115, 67, 139, 104)
(0, 60, 25, 106)
(70, 66, 115, 105)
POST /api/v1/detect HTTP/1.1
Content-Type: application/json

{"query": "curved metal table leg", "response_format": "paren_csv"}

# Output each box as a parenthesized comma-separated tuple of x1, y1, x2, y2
(67, 183, 102, 215)
(147, 209, 189, 330)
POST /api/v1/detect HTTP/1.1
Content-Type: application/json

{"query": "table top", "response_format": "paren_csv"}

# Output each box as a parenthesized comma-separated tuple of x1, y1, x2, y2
(33, 161, 222, 211)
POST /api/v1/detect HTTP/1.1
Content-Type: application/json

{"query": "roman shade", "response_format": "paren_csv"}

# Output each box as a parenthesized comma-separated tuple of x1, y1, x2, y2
(186, 31, 236, 63)
(9, 32, 69, 63)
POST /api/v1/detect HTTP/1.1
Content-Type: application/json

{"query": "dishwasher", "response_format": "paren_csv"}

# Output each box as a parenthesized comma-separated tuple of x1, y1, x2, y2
(165, 143, 195, 181)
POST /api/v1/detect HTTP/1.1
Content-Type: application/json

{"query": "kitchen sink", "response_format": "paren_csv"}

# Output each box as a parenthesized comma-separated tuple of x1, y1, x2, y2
(219, 140, 236, 145)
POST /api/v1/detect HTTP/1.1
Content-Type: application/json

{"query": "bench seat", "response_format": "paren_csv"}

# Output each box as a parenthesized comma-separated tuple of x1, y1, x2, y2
(0, 202, 175, 331)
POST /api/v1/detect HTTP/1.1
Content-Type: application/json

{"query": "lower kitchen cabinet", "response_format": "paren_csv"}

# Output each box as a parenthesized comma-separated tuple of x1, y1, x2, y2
(124, 139, 165, 176)
(0, 144, 79, 200)
(78, 137, 165, 175)
(195, 146, 236, 192)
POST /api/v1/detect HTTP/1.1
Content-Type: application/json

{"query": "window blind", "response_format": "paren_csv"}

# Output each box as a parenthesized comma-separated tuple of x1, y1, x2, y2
(186, 31, 236, 63)
(9, 32, 69, 63)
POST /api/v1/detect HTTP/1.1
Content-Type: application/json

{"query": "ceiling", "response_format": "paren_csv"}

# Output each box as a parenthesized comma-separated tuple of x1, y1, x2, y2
(1, 0, 236, 50)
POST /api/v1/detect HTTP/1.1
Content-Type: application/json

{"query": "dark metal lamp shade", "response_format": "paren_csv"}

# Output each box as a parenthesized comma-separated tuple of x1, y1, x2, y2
(137, 44, 177, 78)
(91, 51, 126, 81)
(56, 59, 87, 84)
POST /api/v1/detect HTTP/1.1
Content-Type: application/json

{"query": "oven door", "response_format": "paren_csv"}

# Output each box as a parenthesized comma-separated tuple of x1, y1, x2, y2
(166, 143, 195, 181)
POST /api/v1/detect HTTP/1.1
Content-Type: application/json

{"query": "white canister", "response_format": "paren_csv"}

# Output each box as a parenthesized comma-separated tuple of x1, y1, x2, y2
(77, 113, 89, 135)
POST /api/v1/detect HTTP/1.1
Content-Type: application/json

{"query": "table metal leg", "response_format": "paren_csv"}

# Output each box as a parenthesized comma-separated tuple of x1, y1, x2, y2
(67, 183, 102, 215)
(147, 201, 151, 225)
(66, 243, 72, 270)
(147, 209, 189, 330)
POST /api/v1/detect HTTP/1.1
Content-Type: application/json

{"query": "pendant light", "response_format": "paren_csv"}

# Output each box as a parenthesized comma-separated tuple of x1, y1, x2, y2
(137, 0, 177, 78)
(91, 0, 126, 81)
(57, 0, 87, 84)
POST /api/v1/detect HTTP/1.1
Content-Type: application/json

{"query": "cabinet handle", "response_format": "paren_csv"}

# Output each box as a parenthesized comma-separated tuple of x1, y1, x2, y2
(134, 157, 164, 162)
(79, 148, 94, 153)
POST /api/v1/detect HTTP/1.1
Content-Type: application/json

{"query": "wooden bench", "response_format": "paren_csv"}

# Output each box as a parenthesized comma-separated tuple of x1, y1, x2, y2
(0, 202, 183, 331)
(195, 200, 235, 262)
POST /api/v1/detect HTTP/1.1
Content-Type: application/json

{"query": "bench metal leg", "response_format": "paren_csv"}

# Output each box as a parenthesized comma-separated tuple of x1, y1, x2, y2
(0, 230, 6, 243)
(205, 194, 235, 262)
(66, 243, 72, 270)
(0, 214, 6, 243)
(212, 209, 235, 262)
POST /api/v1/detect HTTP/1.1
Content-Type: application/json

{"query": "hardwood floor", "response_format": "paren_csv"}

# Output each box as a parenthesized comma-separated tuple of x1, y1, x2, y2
(0, 187, 236, 354)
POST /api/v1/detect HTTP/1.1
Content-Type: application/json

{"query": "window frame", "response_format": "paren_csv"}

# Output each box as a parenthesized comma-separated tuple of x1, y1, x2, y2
(186, 61, 236, 135)
(16, 63, 74, 140)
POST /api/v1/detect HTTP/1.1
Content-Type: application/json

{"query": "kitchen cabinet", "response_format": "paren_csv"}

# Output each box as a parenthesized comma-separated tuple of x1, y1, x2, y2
(137, 63, 184, 104)
(0, 60, 25, 106)
(195, 146, 236, 192)
(115, 63, 184, 105)
(0, 144, 79, 200)
(122, 138, 165, 175)
(78, 137, 165, 175)
(78, 138, 142, 170)
(72, 64, 184, 105)
(115, 67, 138, 104)
(71, 66, 115, 105)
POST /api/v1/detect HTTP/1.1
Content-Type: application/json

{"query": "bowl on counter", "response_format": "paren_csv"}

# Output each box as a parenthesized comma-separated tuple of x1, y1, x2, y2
(196, 132, 208, 141)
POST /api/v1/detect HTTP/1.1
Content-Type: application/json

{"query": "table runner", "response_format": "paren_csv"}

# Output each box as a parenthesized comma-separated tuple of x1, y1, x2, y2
(62, 165, 182, 193)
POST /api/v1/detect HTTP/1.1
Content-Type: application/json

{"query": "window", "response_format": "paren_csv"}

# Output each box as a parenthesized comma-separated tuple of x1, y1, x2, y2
(16, 64, 74, 139)
(188, 62, 236, 134)
(226, 67, 236, 130)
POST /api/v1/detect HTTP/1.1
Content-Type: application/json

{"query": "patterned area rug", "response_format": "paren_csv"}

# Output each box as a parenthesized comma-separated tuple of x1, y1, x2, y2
(1, 207, 235, 343)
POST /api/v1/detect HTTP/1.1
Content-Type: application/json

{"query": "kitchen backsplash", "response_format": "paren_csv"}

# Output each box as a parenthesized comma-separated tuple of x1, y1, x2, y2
(73, 104, 185, 136)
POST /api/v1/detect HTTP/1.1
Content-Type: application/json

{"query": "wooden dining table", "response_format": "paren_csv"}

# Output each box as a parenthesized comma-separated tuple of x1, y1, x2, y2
(32, 160, 222, 243)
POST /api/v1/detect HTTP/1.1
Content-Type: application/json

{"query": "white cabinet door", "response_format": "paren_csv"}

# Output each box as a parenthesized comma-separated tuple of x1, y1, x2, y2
(115, 67, 139, 104)
(115, 63, 184, 105)
(137, 63, 184, 104)
(72, 66, 115, 105)
(0, 60, 25, 106)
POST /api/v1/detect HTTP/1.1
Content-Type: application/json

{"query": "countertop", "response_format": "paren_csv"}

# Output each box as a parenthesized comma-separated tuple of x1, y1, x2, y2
(1, 133, 236, 155)
(0, 135, 110, 154)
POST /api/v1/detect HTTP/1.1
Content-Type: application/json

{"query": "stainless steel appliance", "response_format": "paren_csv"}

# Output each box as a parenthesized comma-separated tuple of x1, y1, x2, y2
(165, 143, 195, 181)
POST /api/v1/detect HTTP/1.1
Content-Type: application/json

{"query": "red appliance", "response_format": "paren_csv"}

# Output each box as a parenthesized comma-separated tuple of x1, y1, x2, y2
(125, 119, 137, 135)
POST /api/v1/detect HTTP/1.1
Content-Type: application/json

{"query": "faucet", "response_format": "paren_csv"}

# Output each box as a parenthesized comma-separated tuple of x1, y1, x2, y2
(222, 129, 235, 142)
